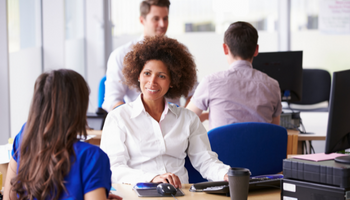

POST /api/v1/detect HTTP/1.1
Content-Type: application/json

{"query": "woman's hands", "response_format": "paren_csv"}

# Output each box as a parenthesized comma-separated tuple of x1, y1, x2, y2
(151, 173, 182, 188)
(224, 174, 229, 182)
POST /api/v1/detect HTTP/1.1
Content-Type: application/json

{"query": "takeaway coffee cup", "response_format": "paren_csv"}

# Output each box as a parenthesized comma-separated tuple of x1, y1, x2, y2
(227, 167, 251, 200)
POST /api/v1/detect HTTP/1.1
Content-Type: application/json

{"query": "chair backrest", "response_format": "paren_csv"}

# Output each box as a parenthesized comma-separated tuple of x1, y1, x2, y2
(185, 156, 208, 183)
(294, 69, 331, 105)
(98, 76, 107, 108)
(208, 122, 287, 176)
(185, 122, 287, 183)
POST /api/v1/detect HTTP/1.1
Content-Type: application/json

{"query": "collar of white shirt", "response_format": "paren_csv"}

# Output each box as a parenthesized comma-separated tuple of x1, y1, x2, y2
(229, 60, 253, 70)
(130, 94, 179, 120)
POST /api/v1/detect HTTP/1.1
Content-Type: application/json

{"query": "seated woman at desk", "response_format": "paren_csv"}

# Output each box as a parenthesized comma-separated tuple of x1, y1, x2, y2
(4, 69, 122, 200)
(100, 36, 230, 188)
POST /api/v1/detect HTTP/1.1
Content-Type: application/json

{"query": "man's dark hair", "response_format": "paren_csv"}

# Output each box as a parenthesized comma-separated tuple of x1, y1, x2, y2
(224, 21, 258, 60)
(140, 0, 171, 18)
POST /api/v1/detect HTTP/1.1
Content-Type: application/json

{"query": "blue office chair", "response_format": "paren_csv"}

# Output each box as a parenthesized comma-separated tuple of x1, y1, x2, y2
(185, 122, 287, 183)
(98, 76, 107, 109)
(209, 122, 287, 176)
(290, 69, 331, 112)
(86, 76, 107, 130)
(185, 156, 208, 183)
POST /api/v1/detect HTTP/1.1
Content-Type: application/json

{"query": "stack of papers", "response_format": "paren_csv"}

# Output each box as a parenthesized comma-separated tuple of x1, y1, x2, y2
(292, 153, 346, 162)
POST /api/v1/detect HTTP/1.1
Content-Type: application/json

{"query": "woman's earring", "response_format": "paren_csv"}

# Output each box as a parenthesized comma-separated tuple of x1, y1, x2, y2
(138, 80, 140, 82)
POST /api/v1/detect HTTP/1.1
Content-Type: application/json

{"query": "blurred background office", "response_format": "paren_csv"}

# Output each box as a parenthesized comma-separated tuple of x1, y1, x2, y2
(1, 0, 350, 150)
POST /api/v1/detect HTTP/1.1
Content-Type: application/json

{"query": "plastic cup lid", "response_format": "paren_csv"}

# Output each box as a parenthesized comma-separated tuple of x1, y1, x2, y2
(227, 167, 251, 176)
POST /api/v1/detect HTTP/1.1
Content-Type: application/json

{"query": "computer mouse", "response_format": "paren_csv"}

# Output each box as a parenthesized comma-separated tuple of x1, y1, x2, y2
(157, 183, 177, 196)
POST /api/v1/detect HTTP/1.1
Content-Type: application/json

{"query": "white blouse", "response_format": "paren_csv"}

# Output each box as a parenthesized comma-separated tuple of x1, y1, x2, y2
(100, 95, 230, 184)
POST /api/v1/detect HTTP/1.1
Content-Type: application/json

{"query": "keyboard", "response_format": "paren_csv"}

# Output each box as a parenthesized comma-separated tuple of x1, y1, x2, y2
(190, 174, 283, 196)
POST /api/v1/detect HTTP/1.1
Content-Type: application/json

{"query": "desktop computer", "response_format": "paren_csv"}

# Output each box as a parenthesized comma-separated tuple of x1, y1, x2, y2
(280, 110, 301, 130)
(282, 158, 350, 199)
(86, 112, 107, 130)
(282, 178, 350, 200)
(282, 70, 350, 199)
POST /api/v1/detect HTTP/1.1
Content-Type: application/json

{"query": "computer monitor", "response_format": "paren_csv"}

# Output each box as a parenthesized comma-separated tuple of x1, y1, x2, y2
(252, 51, 303, 102)
(325, 69, 350, 164)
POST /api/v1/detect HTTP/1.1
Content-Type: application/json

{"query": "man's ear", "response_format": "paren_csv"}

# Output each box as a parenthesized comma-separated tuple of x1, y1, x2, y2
(223, 43, 229, 55)
(140, 16, 145, 25)
(253, 45, 259, 57)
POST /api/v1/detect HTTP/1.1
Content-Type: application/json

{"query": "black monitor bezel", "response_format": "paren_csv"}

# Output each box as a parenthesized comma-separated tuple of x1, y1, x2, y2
(252, 51, 303, 102)
(325, 69, 350, 155)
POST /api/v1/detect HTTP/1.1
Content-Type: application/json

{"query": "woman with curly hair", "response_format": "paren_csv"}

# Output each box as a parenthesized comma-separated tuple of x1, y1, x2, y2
(101, 36, 230, 188)
(4, 69, 122, 200)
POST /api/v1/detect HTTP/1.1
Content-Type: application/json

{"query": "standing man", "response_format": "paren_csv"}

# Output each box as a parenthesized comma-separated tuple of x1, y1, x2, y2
(187, 21, 282, 130)
(103, 0, 196, 112)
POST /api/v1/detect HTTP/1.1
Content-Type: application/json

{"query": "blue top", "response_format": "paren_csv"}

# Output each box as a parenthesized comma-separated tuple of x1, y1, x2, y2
(12, 124, 112, 200)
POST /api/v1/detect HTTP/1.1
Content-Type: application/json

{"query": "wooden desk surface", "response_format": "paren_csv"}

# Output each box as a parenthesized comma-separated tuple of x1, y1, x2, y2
(87, 129, 326, 140)
(112, 184, 280, 200)
(87, 129, 102, 136)
(287, 129, 326, 141)
(86, 129, 326, 154)
(297, 133, 326, 141)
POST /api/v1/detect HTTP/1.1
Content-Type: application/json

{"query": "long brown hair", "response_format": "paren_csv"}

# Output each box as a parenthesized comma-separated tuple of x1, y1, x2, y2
(11, 69, 90, 200)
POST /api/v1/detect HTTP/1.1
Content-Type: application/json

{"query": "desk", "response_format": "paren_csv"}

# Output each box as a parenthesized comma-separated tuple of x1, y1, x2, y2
(86, 129, 317, 155)
(86, 130, 102, 146)
(298, 133, 326, 141)
(0, 163, 8, 187)
(287, 129, 326, 154)
(112, 184, 280, 200)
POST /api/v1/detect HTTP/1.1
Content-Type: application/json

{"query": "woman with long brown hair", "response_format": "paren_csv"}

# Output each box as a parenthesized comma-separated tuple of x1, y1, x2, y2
(4, 69, 122, 200)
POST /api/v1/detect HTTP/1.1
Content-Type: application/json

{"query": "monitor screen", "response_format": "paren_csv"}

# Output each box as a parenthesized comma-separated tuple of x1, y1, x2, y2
(252, 51, 303, 102)
(325, 69, 350, 163)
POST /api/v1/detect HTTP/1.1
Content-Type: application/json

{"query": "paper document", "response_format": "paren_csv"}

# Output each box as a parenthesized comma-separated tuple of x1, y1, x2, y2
(292, 153, 346, 162)
(77, 134, 96, 141)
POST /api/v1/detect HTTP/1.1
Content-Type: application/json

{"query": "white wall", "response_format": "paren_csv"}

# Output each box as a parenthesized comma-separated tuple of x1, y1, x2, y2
(173, 31, 278, 81)
(292, 31, 350, 73)
(42, 0, 65, 71)
(5, 0, 110, 139)
(9, 47, 42, 137)
(85, 0, 109, 113)
(7, 0, 42, 138)
(65, 38, 85, 76)
(112, 31, 278, 82)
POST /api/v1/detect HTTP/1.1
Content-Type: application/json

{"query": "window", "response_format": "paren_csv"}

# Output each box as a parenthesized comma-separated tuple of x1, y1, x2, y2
(7, 0, 42, 136)
(65, 0, 86, 77)
(110, 0, 278, 36)
(110, 0, 279, 81)
(291, 0, 350, 75)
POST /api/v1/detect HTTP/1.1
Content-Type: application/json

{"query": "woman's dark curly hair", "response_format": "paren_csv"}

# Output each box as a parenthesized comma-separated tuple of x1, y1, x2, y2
(123, 36, 197, 99)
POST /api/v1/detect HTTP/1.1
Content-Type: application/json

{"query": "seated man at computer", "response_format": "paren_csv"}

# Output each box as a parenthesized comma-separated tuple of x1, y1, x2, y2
(187, 21, 282, 130)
